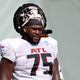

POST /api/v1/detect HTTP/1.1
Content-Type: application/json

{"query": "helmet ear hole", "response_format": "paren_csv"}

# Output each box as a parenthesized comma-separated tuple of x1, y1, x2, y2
(23, 27, 27, 32)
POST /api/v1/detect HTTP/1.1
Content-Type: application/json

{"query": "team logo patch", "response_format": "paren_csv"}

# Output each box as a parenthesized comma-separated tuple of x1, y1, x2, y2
(43, 41, 49, 46)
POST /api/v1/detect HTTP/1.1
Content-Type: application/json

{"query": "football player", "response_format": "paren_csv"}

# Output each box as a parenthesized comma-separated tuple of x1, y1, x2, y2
(41, 29, 64, 80)
(0, 3, 60, 80)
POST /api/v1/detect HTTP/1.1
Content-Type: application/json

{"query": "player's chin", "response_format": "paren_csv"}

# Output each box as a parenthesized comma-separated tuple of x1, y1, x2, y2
(33, 37, 40, 44)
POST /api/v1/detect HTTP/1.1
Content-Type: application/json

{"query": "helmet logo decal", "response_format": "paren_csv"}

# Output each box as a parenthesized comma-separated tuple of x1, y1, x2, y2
(19, 6, 44, 27)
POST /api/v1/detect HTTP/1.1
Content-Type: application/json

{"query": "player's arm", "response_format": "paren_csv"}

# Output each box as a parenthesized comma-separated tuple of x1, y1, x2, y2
(0, 57, 15, 80)
(52, 58, 60, 80)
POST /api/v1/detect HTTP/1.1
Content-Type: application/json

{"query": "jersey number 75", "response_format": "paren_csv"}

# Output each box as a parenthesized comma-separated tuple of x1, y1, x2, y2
(27, 53, 53, 76)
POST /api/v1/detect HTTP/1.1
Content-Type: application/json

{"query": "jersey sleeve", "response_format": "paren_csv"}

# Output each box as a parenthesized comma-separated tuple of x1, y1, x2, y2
(0, 39, 16, 62)
(51, 38, 58, 59)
